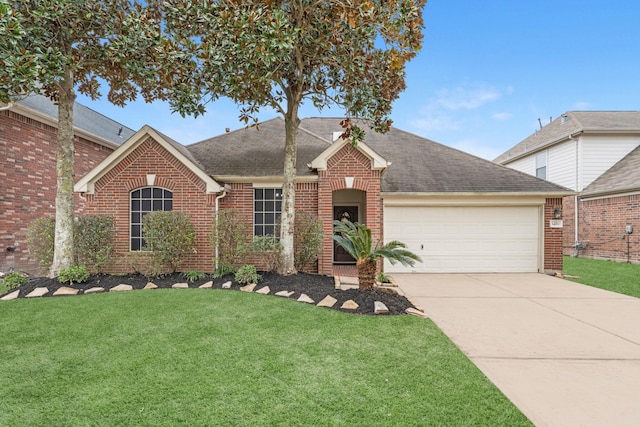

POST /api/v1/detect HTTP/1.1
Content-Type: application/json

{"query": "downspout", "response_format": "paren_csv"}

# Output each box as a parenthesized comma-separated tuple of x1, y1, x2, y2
(568, 132, 580, 255)
(0, 102, 14, 111)
(214, 186, 229, 271)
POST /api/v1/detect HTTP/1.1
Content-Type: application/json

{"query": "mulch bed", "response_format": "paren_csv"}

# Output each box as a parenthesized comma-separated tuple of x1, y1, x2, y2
(2, 272, 416, 315)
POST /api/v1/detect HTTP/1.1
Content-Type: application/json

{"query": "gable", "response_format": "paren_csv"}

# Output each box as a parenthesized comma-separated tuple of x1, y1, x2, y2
(309, 137, 388, 171)
(75, 126, 223, 194)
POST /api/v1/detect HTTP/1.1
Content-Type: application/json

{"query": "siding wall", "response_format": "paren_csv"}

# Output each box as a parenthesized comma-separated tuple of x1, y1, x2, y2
(548, 141, 577, 190)
(579, 134, 640, 191)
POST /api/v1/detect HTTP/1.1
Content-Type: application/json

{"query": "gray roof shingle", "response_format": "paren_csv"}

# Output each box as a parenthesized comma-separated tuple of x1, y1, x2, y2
(188, 117, 570, 194)
(581, 145, 640, 197)
(495, 111, 640, 164)
(16, 94, 135, 145)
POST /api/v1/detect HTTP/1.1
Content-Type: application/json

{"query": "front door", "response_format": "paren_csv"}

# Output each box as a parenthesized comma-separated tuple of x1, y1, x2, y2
(333, 206, 359, 264)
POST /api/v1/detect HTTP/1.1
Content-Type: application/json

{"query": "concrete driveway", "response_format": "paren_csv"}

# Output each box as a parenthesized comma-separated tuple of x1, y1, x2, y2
(395, 273, 640, 427)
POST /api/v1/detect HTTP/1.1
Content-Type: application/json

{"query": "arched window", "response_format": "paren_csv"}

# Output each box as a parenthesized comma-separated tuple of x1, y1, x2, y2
(130, 187, 173, 250)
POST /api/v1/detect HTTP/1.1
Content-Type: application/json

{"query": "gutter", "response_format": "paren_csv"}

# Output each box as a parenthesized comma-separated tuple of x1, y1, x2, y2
(0, 102, 14, 111)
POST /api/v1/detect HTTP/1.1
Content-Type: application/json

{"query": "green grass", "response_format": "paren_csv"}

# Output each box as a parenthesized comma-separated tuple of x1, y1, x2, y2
(563, 256, 640, 298)
(0, 290, 531, 426)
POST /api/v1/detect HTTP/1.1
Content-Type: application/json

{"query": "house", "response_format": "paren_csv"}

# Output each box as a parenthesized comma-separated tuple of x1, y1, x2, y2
(0, 94, 134, 274)
(74, 117, 570, 276)
(495, 111, 640, 263)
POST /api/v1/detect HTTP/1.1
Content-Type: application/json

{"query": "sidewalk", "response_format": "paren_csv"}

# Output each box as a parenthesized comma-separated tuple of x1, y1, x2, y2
(395, 273, 640, 427)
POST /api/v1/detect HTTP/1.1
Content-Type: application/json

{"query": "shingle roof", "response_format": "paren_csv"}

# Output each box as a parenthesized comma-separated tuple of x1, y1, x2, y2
(188, 117, 570, 194)
(494, 111, 640, 164)
(187, 117, 330, 178)
(581, 146, 640, 197)
(15, 94, 135, 145)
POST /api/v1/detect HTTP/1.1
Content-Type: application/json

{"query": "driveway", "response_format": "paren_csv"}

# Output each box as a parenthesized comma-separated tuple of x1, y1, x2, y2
(395, 273, 640, 427)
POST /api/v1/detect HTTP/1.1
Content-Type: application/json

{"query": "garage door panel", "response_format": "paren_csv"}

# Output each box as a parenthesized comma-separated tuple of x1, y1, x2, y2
(384, 206, 539, 273)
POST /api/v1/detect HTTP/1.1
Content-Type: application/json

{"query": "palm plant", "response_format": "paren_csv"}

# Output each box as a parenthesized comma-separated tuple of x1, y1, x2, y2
(332, 220, 422, 291)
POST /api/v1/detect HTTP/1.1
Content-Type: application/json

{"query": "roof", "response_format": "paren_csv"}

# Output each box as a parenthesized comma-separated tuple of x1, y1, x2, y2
(495, 111, 640, 164)
(188, 117, 570, 195)
(75, 126, 223, 194)
(13, 94, 136, 147)
(581, 145, 640, 197)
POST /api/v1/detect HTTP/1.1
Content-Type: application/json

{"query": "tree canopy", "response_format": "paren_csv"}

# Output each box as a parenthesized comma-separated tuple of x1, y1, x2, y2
(158, 0, 427, 274)
(0, 0, 167, 276)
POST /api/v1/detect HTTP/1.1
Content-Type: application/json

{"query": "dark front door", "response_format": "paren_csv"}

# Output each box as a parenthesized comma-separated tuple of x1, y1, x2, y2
(333, 206, 358, 264)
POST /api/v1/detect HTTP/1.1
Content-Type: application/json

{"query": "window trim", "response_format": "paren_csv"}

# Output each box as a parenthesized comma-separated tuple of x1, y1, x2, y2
(130, 186, 173, 251)
(253, 186, 283, 237)
(535, 151, 547, 180)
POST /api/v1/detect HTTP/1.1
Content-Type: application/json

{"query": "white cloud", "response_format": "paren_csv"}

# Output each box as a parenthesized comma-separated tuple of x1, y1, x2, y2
(434, 84, 503, 111)
(409, 114, 461, 133)
(492, 112, 512, 121)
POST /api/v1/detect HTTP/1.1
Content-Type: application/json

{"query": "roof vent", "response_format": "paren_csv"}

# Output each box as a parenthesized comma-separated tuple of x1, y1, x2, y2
(561, 113, 568, 124)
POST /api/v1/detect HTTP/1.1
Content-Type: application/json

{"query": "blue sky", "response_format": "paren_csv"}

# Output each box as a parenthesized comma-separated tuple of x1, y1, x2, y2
(78, 0, 640, 160)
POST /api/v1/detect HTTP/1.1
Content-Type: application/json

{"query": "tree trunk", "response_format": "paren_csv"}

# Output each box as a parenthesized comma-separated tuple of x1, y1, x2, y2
(357, 258, 377, 291)
(49, 71, 76, 278)
(278, 103, 300, 275)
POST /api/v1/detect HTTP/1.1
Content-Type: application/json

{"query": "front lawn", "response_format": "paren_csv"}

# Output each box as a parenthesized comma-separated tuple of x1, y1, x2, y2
(0, 290, 531, 426)
(563, 256, 640, 298)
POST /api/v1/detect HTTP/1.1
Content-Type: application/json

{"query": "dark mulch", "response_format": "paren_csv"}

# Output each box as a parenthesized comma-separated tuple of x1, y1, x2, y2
(2, 272, 416, 315)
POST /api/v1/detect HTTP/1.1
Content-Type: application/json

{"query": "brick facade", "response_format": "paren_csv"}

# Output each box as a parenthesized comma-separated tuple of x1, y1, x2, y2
(543, 197, 564, 272)
(317, 144, 382, 275)
(83, 137, 217, 273)
(0, 109, 114, 274)
(574, 194, 640, 263)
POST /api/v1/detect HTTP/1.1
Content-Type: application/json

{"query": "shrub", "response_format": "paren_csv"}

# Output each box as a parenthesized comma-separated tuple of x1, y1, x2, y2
(235, 265, 260, 285)
(124, 252, 163, 278)
(58, 265, 89, 286)
(26, 217, 55, 270)
(211, 209, 251, 270)
(143, 211, 196, 273)
(182, 270, 206, 282)
(1, 272, 27, 291)
(252, 235, 282, 272)
(294, 211, 323, 272)
(74, 215, 115, 273)
(376, 272, 391, 284)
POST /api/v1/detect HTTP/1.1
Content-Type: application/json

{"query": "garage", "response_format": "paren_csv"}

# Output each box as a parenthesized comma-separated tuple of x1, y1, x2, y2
(383, 204, 541, 273)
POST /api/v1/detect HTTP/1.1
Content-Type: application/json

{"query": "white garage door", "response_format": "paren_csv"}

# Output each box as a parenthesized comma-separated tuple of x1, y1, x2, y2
(384, 206, 540, 273)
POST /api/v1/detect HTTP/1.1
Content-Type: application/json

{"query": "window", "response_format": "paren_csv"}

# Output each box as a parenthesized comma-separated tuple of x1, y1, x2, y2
(254, 188, 282, 236)
(536, 151, 547, 180)
(130, 187, 173, 250)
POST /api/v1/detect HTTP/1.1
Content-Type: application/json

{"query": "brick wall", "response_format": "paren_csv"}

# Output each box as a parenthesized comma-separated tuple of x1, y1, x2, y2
(317, 143, 382, 275)
(83, 137, 219, 274)
(543, 198, 564, 272)
(0, 109, 114, 275)
(219, 181, 319, 272)
(575, 194, 640, 263)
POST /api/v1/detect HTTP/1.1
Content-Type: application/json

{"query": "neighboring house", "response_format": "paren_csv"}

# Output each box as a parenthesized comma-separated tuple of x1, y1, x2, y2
(495, 111, 640, 263)
(75, 117, 570, 276)
(0, 94, 134, 274)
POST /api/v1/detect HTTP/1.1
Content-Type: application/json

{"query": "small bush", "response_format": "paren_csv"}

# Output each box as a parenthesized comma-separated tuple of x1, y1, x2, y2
(74, 215, 115, 273)
(1, 272, 27, 291)
(211, 209, 251, 270)
(182, 270, 206, 282)
(212, 261, 236, 279)
(294, 211, 323, 272)
(235, 265, 260, 285)
(143, 211, 196, 273)
(58, 265, 89, 285)
(124, 252, 163, 278)
(252, 235, 282, 272)
(26, 217, 55, 270)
